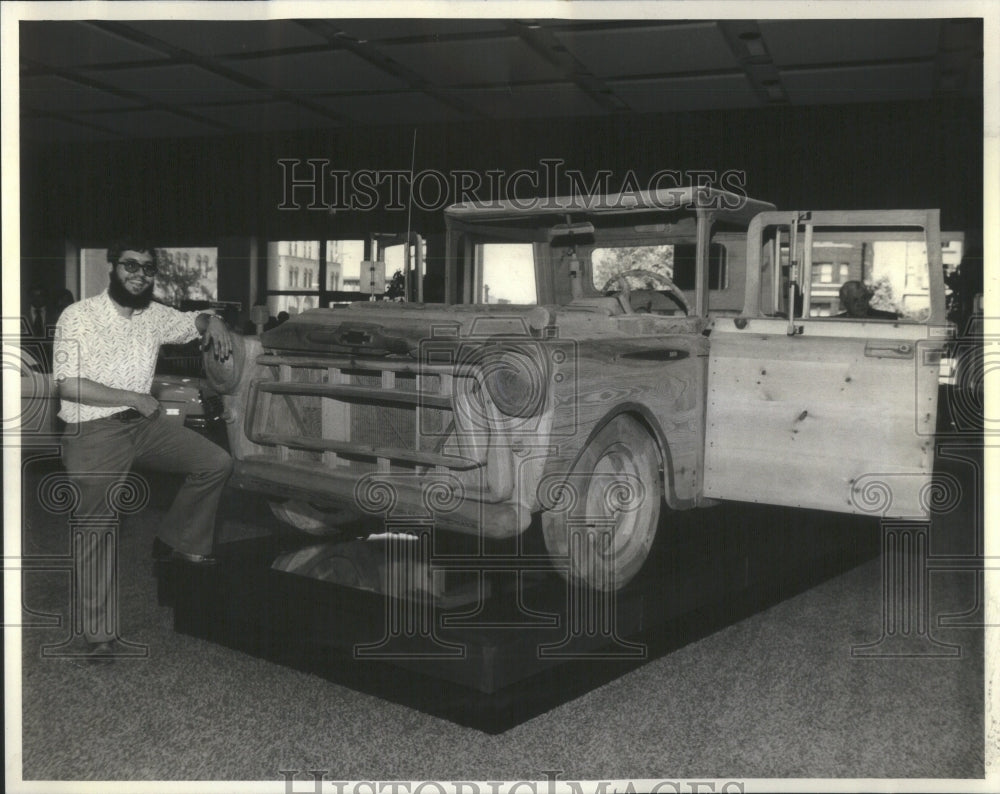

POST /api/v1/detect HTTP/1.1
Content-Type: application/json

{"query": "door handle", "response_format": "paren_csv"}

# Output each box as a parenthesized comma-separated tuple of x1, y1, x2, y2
(864, 340, 914, 359)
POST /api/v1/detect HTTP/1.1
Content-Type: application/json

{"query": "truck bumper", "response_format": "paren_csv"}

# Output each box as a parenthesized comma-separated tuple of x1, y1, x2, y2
(230, 458, 529, 539)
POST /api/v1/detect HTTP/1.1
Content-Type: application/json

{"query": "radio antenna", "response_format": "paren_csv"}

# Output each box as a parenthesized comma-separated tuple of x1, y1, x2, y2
(407, 128, 417, 242)
(405, 128, 417, 301)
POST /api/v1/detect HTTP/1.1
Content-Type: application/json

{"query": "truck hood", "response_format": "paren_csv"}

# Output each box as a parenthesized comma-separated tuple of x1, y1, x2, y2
(261, 303, 554, 356)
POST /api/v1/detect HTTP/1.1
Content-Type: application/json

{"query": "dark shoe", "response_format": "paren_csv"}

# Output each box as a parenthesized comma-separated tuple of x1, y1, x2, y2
(152, 537, 174, 561)
(68, 640, 115, 668)
(170, 550, 218, 566)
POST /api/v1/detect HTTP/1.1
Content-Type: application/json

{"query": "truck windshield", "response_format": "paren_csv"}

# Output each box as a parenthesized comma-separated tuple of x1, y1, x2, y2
(591, 244, 728, 291)
(591, 245, 674, 291)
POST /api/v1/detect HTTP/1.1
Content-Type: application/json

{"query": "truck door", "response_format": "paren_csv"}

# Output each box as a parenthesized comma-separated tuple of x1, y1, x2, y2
(702, 210, 949, 518)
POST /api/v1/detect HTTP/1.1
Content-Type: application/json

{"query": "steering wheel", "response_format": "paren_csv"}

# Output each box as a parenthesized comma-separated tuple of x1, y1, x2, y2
(601, 269, 690, 315)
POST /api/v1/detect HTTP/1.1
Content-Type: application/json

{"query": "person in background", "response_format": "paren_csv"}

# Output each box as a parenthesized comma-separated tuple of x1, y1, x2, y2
(836, 280, 898, 320)
(52, 288, 76, 325)
(22, 282, 54, 370)
(53, 238, 234, 666)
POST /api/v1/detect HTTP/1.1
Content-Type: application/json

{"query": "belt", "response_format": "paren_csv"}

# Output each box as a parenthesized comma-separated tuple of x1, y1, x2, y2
(109, 408, 143, 422)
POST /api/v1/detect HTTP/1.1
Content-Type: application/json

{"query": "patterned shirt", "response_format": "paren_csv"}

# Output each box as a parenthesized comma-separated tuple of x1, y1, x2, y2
(53, 291, 202, 423)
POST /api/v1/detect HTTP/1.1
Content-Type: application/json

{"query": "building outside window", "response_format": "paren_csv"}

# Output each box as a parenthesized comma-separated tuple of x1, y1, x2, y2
(266, 240, 380, 316)
(80, 245, 218, 306)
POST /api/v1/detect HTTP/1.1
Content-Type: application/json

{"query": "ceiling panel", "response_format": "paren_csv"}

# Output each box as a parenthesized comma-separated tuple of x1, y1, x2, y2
(20, 115, 121, 141)
(311, 91, 470, 125)
(20, 74, 143, 113)
(17, 19, 979, 142)
(554, 23, 738, 78)
(20, 21, 167, 68)
(447, 84, 606, 119)
(607, 74, 758, 113)
(781, 62, 937, 105)
(381, 37, 564, 86)
(96, 108, 223, 139)
(190, 101, 338, 132)
(121, 20, 329, 56)
(332, 18, 509, 42)
(79, 64, 260, 105)
(223, 49, 408, 92)
(760, 19, 941, 67)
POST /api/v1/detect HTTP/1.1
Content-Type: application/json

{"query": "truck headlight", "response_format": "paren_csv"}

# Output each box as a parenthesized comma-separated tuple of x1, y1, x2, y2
(480, 345, 547, 418)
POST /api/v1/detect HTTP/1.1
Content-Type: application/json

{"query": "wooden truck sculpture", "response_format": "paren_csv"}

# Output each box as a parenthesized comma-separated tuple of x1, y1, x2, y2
(205, 187, 948, 591)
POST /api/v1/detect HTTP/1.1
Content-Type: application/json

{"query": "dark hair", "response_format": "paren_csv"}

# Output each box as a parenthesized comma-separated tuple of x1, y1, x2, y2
(107, 239, 158, 266)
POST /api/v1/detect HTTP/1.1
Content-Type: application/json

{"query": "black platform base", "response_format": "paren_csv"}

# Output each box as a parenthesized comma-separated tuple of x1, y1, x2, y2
(166, 504, 880, 733)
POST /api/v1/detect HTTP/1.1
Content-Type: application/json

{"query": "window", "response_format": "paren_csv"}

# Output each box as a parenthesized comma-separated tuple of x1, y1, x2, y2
(759, 226, 932, 321)
(378, 237, 427, 300)
(79, 245, 218, 305)
(265, 239, 372, 316)
(267, 239, 321, 316)
(590, 244, 727, 291)
(479, 243, 536, 304)
(807, 238, 927, 318)
(324, 241, 363, 295)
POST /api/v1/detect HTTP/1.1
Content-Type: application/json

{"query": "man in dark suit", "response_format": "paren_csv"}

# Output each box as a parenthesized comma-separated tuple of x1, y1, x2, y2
(22, 283, 54, 370)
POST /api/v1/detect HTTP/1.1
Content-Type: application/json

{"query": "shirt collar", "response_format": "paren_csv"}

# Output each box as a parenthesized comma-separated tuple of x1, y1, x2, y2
(101, 288, 151, 318)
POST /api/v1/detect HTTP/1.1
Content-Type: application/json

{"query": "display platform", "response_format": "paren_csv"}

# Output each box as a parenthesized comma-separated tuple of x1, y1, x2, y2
(164, 503, 880, 733)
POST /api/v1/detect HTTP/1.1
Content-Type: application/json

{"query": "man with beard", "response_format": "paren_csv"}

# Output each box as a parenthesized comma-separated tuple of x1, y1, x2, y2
(52, 239, 234, 665)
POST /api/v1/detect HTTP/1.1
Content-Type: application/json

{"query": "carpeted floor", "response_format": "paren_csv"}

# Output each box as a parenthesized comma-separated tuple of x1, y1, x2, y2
(11, 449, 986, 784)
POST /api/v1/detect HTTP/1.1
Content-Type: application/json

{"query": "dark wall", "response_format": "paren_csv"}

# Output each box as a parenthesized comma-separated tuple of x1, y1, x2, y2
(20, 96, 983, 297)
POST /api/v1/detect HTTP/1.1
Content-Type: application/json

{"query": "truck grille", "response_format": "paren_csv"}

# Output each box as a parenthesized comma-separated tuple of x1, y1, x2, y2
(245, 353, 480, 475)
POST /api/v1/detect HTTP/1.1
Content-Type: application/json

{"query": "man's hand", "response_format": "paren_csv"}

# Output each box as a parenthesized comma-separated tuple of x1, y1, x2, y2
(200, 315, 233, 362)
(132, 393, 161, 418)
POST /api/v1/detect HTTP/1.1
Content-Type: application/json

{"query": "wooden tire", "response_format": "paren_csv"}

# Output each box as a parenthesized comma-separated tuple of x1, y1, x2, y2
(203, 332, 247, 394)
(542, 415, 662, 591)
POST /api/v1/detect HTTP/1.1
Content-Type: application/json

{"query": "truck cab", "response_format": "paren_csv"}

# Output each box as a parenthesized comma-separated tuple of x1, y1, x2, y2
(206, 187, 948, 591)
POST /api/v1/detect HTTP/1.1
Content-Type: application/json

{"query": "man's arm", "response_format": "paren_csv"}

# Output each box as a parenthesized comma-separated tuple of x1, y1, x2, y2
(57, 377, 161, 417)
(195, 313, 233, 362)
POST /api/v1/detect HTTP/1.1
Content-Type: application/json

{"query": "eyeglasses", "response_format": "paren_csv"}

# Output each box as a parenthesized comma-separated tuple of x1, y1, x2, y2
(117, 259, 158, 277)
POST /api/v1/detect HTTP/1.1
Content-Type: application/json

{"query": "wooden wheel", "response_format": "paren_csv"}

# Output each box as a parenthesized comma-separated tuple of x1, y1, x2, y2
(542, 415, 662, 590)
(203, 332, 248, 394)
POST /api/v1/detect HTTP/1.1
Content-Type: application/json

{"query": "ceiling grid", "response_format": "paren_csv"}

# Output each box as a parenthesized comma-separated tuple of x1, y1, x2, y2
(18, 18, 983, 142)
